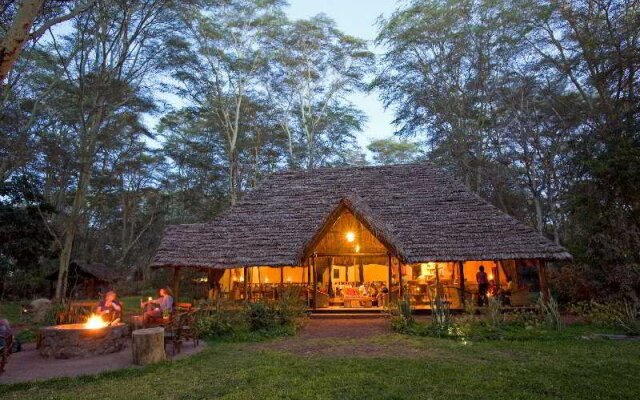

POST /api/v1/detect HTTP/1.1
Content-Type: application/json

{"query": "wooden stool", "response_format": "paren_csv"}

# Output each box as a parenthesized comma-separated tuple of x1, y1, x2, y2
(132, 327, 166, 365)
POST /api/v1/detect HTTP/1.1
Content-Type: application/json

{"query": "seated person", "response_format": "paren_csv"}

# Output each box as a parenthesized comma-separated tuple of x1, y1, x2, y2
(358, 283, 367, 296)
(376, 283, 389, 305)
(95, 291, 122, 320)
(141, 287, 174, 325)
(367, 284, 378, 298)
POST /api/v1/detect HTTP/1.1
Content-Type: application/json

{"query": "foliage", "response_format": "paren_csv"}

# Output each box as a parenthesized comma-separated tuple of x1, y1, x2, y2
(388, 294, 414, 333)
(538, 295, 563, 331)
(375, 0, 640, 276)
(197, 289, 306, 339)
(367, 137, 422, 165)
(197, 310, 238, 338)
(571, 298, 640, 336)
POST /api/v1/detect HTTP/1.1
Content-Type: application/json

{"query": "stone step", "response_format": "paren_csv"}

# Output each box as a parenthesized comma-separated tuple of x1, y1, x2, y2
(309, 313, 388, 319)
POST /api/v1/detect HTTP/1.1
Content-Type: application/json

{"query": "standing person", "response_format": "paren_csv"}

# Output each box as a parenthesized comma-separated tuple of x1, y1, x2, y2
(95, 291, 122, 321)
(141, 287, 174, 325)
(476, 266, 489, 306)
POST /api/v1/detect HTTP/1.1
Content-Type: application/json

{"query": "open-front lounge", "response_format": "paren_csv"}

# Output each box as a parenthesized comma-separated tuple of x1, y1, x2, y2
(152, 163, 571, 311)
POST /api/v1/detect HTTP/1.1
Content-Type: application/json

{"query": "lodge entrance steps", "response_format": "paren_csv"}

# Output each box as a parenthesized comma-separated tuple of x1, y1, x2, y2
(309, 308, 388, 319)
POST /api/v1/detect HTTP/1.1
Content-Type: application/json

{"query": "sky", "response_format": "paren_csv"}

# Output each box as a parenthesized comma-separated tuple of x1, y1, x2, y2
(286, 0, 399, 148)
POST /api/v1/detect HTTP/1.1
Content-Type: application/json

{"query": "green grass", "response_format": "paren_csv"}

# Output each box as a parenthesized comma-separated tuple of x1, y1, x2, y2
(1, 325, 639, 399)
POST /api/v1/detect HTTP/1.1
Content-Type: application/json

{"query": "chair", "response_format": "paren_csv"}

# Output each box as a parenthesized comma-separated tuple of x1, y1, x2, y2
(180, 309, 201, 347)
(164, 313, 185, 355)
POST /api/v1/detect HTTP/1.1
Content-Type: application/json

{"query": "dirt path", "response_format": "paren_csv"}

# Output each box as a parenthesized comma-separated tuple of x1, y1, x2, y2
(0, 340, 205, 385)
(246, 317, 428, 358)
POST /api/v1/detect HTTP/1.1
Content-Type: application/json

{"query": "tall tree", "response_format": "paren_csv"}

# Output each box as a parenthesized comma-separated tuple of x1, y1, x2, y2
(269, 15, 374, 169)
(33, 0, 174, 299)
(168, 0, 286, 205)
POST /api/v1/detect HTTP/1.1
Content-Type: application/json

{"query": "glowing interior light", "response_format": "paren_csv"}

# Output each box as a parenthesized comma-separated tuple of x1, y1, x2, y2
(355, 244, 360, 253)
(346, 231, 356, 242)
(287, 277, 292, 283)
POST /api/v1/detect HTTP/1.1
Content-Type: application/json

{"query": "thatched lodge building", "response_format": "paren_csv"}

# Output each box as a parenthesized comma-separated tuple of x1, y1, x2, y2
(152, 163, 571, 310)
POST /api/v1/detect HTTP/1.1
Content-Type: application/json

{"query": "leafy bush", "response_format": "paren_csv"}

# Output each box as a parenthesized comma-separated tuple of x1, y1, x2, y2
(538, 295, 563, 330)
(197, 311, 236, 338)
(245, 301, 276, 331)
(572, 298, 640, 335)
(485, 297, 504, 328)
(389, 295, 414, 333)
(244, 289, 306, 333)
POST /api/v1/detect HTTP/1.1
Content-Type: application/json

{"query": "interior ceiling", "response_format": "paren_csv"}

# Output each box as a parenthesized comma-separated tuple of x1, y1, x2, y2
(312, 210, 388, 256)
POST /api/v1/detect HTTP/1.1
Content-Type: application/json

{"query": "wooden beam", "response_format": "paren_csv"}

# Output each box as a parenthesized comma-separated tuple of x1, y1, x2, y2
(171, 267, 181, 302)
(459, 261, 466, 307)
(314, 252, 387, 257)
(537, 260, 550, 302)
(312, 255, 317, 310)
(398, 260, 404, 297)
(243, 266, 248, 302)
(387, 253, 392, 287)
(328, 257, 334, 297)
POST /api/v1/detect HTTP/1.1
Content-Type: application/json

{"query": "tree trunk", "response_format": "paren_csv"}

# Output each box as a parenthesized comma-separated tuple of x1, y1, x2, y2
(229, 148, 238, 205)
(55, 103, 102, 300)
(55, 149, 93, 300)
(533, 195, 544, 233)
(0, 0, 45, 83)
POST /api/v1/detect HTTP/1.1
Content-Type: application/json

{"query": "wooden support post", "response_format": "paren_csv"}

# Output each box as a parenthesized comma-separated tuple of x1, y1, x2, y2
(358, 257, 364, 283)
(458, 261, 466, 307)
(387, 253, 392, 286)
(495, 260, 502, 289)
(171, 267, 181, 302)
(537, 260, 550, 302)
(312, 255, 317, 310)
(398, 261, 404, 297)
(207, 269, 216, 300)
(328, 257, 334, 297)
(243, 267, 248, 302)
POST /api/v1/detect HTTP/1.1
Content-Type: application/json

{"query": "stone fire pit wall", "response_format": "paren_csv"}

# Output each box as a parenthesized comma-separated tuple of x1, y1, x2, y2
(39, 323, 128, 359)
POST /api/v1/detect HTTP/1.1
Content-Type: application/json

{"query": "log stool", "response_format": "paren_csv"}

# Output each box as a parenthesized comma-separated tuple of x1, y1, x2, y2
(132, 327, 166, 365)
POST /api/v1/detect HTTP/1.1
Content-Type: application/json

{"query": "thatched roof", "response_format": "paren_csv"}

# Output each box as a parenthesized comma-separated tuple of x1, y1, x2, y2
(46, 260, 120, 282)
(152, 163, 571, 269)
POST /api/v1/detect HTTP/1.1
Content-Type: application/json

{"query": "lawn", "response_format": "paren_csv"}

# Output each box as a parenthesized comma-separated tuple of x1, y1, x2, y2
(1, 323, 639, 399)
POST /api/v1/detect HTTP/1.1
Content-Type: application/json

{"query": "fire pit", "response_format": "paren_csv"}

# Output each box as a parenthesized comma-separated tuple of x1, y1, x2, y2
(39, 315, 128, 359)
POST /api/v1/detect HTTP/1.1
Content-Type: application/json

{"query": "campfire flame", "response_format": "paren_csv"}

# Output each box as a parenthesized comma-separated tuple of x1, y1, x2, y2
(85, 314, 108, 329)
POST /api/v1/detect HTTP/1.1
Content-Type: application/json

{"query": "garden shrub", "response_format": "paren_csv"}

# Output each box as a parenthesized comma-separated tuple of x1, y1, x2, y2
(389, 295, 414, 333)
(485, 297, 504, 328)
(538, 294, 563, 330)
(197, 310, 237, 338)
(572, 297, 640, 335)
(244, 290, 307, 333)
